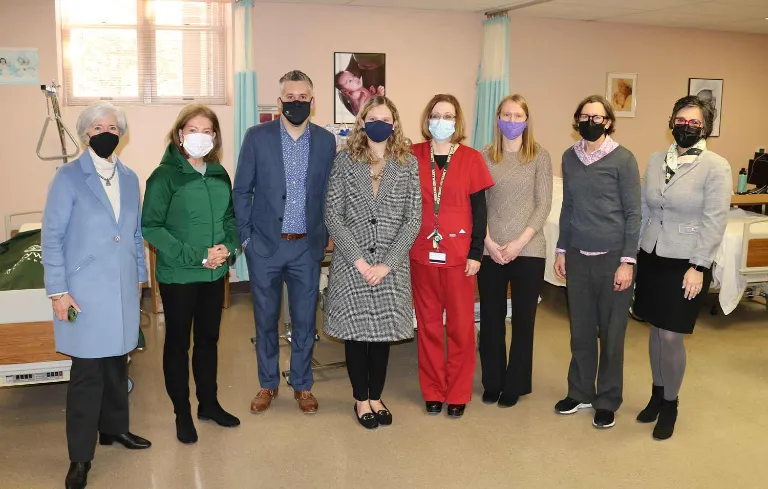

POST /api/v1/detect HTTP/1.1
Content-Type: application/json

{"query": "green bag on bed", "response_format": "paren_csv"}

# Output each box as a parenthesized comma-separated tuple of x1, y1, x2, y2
(0, 230, 44, 291)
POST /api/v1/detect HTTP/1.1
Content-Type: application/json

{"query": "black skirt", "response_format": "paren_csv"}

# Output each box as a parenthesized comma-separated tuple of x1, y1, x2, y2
(633, 248, 713, 334)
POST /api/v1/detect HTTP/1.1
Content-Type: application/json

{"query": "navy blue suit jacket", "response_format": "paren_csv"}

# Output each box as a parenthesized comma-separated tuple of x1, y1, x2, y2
(233, 119, 336, 262)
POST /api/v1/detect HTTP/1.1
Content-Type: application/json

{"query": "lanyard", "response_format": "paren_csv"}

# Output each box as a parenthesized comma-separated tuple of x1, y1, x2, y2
(427, 144, 456, 249)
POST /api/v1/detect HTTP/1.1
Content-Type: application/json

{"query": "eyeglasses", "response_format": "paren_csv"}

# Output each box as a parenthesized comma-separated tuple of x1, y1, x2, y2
(672, 117, 703, 129)
(429, 114, 456, 122)
(578, 114, 608, 124)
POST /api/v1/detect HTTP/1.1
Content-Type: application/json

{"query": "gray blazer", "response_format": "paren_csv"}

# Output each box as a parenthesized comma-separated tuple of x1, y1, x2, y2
(323, 149, 421, 342)
(640, 149, 731, 267)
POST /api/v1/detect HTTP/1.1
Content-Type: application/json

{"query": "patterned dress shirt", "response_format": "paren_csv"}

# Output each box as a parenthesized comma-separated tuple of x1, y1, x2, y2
(280, 118, 310, 234)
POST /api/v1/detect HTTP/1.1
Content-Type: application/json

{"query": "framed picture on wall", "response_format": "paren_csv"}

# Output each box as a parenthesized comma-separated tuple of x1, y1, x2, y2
(606, 72, 637, 118)
(258, 105, 280, 124)
(688, 78, 723, 137)
(333, 52, 386, 124)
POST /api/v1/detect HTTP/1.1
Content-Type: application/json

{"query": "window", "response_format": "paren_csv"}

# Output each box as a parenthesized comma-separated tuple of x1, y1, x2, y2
(61, 0, 228, 106)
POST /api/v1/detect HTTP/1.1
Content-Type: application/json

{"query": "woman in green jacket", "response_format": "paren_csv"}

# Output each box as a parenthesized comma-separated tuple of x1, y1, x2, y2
(142, 104, 240, 444)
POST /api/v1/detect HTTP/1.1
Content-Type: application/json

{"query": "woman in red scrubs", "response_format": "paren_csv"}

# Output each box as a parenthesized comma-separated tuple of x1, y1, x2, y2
(411, 94, 494, 418)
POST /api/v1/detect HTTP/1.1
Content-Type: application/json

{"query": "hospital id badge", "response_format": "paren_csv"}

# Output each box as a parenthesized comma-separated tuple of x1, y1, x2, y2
(429, 252, 447, 264)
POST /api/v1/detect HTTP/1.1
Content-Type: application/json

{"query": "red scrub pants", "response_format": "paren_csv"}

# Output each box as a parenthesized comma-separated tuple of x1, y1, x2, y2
(411, 261, 476, 405)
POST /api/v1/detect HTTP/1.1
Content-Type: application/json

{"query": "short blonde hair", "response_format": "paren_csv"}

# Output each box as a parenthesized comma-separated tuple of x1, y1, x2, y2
(76, 102, 128, 144)
(166, 104, 223, 163)
(488, 94, 538, 164)
(419, 94, 466, 144)
(346, 96, 412, 165)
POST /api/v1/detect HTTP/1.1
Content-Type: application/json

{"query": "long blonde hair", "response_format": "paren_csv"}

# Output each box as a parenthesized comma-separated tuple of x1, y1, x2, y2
(489, 94, 538, 164)
(347, 96, 412, 165)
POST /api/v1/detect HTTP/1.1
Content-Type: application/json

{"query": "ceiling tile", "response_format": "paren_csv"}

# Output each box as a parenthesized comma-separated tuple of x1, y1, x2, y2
(556, 0, 702, 10)
(600, 11, 725, 29)
(662, 1, 768, 21)
(509, 0, 643, 20)
(347, 0, 513, 11)
(712, 0, 768, 7)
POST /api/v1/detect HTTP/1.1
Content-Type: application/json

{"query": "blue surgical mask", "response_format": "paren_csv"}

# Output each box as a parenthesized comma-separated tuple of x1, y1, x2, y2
(428, 119, 456, 142)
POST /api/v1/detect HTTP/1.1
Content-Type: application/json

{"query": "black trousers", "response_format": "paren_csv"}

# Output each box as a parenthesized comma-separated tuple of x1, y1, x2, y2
(159, 278, 225, 415)
(565, 250, 634, 411)
(345, 340, 391, 401)
(67, 355, 129, 462)
(478, 256, 545, 396)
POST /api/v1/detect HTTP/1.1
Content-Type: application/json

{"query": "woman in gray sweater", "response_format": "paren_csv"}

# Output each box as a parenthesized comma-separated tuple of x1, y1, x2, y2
(553, 95, 641, 430)
(479, 94, 552, 408)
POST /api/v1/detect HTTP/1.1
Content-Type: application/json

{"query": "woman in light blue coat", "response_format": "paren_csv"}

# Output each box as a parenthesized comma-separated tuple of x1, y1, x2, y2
(42, 102, 151, 489)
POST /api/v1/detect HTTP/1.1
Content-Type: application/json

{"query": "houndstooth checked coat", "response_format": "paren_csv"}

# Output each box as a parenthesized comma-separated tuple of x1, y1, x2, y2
(323, 149, 422, 342)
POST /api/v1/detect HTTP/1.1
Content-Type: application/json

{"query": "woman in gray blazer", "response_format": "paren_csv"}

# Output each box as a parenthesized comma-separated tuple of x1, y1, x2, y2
(634, 96, 731, 440)
(42, 102, 150, 489)
(323, 95, 421, 429)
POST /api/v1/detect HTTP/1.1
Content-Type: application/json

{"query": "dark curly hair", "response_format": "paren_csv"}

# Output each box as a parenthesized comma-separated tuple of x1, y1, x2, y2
(668, 95, 716, 139)
(572, 95, 616, 135)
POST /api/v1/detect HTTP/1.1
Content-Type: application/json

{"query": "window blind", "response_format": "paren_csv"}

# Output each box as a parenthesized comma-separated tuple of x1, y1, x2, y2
(61, 0, 228, 106)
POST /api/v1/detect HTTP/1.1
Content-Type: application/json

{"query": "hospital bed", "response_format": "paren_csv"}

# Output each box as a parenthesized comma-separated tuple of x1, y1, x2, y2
(543, 178, 768, 315)
(0, 211, 71, 387)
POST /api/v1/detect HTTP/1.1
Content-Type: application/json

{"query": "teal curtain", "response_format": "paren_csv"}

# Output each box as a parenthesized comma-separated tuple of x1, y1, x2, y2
(233, 0, 257, 281)
(472, 15, 510, 150)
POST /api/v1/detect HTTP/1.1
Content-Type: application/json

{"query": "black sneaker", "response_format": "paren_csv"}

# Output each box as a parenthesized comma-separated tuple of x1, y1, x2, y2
(593, 409, 616, 429)
(554, 397, 592, 415)
(482, 390, 500, 404)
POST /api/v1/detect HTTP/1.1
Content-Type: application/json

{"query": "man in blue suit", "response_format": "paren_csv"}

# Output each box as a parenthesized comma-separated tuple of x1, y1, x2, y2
(233, 70, 336, 414)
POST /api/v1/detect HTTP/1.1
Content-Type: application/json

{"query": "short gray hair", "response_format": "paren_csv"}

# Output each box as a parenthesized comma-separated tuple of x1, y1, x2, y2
(76, 102, 128, 144)
(279, 70, 313, 92)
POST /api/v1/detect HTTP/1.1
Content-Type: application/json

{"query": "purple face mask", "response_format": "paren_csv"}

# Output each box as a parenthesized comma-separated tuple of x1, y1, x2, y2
(497, 119, 528, 141)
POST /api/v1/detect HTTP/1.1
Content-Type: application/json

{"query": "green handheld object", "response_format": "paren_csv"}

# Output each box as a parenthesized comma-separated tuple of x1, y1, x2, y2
(67, 305, 78, 323)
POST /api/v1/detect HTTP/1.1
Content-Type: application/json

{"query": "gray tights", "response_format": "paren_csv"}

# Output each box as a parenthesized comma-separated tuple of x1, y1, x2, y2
(649, 326, 686, 401)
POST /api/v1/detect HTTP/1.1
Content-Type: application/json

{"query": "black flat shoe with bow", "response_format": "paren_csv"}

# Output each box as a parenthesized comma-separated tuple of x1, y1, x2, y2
(354, 403, 379, 430)
(371, 401, 392, 426)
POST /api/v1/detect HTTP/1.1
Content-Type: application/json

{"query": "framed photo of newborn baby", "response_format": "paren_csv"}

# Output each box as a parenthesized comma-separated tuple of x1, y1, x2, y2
(333, 52, 386, 124)
(606, 72, 637, 118)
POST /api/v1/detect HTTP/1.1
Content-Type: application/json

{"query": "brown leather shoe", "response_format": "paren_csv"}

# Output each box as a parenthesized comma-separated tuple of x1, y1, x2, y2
(294, 390, 318, 414)
(250, 388, 278, 414)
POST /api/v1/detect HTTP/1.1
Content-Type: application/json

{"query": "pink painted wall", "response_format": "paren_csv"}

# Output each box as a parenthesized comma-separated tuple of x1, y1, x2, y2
(2, 1, 767, 240)
(506, 15, 768, 178)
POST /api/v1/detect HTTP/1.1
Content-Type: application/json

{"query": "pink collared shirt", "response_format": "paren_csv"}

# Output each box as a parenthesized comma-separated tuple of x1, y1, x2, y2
(556, 136, 635, 264)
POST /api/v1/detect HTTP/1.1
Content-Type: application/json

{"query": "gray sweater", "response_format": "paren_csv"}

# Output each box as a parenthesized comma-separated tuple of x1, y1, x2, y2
(556, 145, 641, 258)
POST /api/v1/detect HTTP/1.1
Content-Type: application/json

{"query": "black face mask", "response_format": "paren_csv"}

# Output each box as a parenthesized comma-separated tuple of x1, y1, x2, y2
(578, 121, 606, 142)
(672, 125, 702, 148)
(281, 99, 312, 126)
(89, 132, 120, 159)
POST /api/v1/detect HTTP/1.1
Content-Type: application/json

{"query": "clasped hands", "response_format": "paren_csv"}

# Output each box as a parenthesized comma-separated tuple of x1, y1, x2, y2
(355, 258, 391, 287)
(205, 244, 230, 269)
(486, 237, 524, 265)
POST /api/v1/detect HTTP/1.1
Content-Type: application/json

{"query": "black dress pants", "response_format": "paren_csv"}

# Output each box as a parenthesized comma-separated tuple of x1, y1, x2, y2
(478, 256, 545, 397)
(67, 355, 129, 462)
(159, 278, 225, 415)
(345, 340, 391, 401)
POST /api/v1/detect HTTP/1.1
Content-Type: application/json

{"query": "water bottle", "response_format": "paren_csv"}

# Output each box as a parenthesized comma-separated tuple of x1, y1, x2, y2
(737, 168, 748, 193)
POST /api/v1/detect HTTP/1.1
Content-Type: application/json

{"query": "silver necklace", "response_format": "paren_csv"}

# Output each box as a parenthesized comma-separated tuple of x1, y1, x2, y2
(97, 164, 117, 186)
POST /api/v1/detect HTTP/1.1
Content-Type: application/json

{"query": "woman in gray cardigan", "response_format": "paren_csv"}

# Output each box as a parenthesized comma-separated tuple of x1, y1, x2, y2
(323, 96, 421, 429)
(634, 96, 731, 440)
(553, 95, 641, 430)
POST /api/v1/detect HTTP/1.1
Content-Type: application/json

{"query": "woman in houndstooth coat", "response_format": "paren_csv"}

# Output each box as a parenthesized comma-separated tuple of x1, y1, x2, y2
(324, 95, 421, 429)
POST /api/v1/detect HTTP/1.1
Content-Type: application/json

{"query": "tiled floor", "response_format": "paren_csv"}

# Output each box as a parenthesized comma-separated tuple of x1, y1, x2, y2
(1, 285, 767, 488)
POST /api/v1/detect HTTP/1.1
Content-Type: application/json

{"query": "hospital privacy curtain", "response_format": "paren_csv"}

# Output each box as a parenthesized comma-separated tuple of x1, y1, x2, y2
(472, 15, 510, 150)
(233, 0, 257, 281)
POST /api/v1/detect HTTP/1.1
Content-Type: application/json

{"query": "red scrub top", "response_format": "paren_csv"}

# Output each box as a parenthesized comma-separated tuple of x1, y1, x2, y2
(410, 142, 494, 268)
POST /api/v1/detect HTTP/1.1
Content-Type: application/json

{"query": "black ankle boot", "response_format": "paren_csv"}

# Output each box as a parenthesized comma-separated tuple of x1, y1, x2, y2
(198, 402, 241, 427)
(636, 385, 664, 423)
(652, 398, 678, 441)
(176, 413, 198, 444)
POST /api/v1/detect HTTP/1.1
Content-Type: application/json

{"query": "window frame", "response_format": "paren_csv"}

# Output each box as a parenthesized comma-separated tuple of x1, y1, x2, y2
(60, 0, 228, 106)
